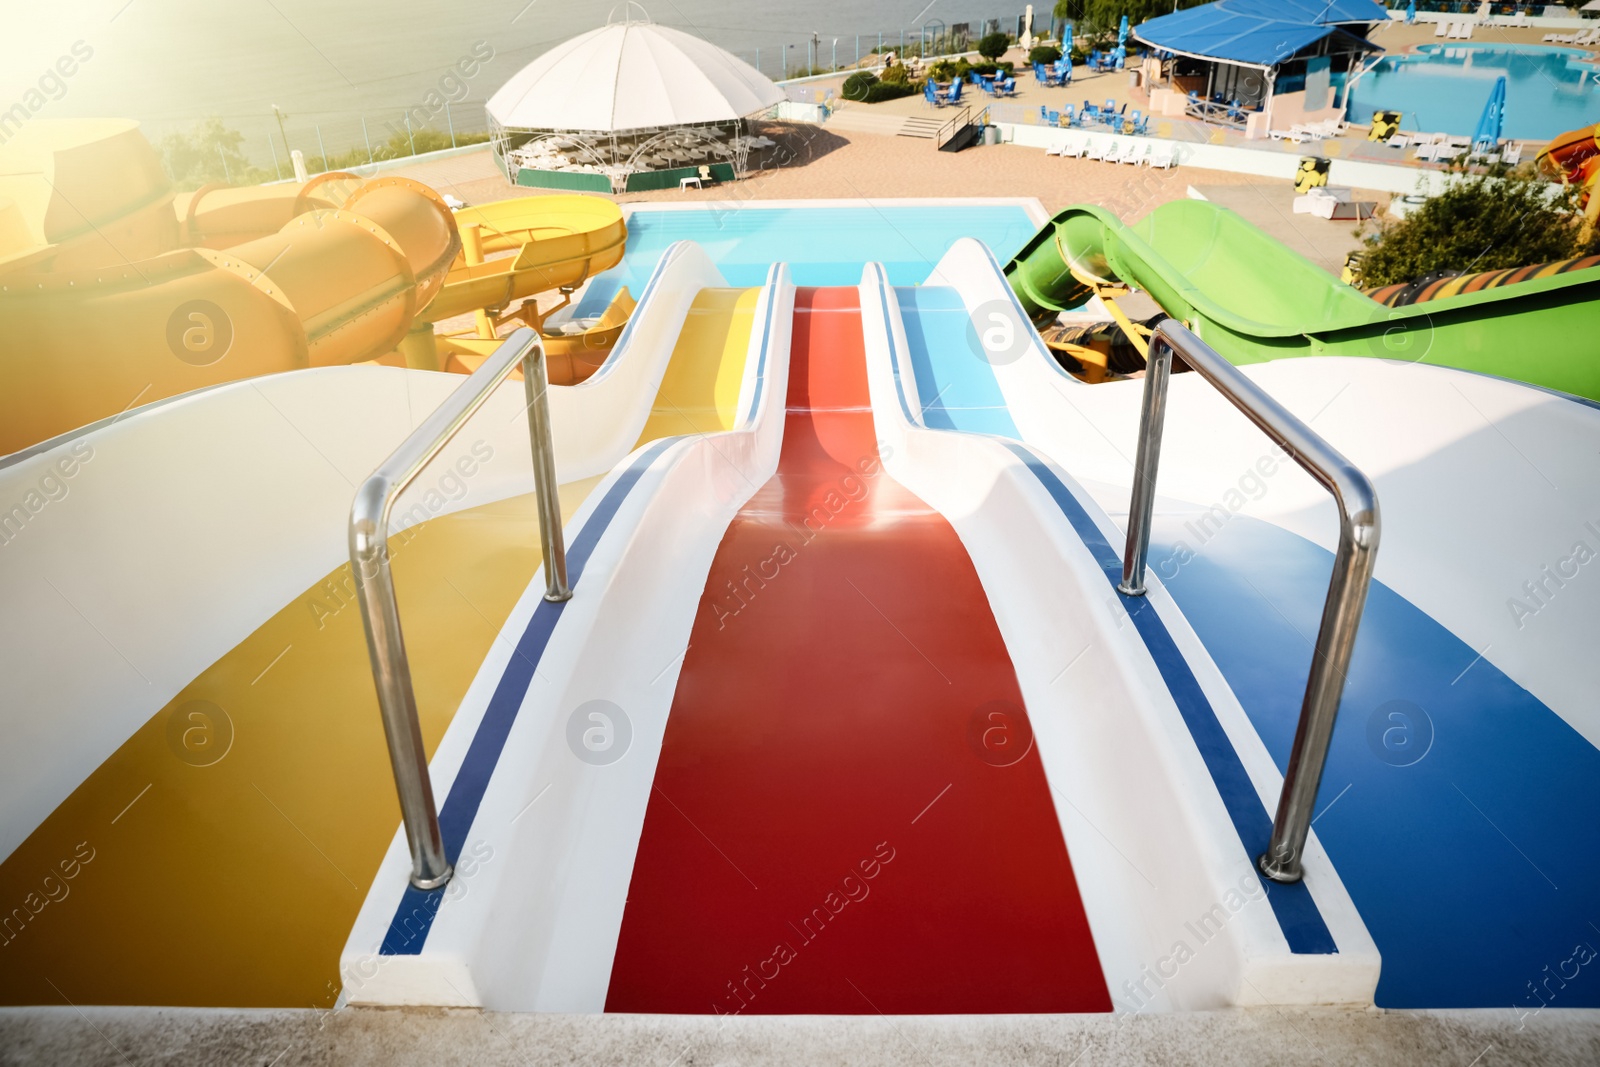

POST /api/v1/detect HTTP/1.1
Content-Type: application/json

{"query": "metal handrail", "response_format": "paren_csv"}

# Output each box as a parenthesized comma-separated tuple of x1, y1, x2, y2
(1117, 320, 1380, 884)
(349, 327, 570, 890)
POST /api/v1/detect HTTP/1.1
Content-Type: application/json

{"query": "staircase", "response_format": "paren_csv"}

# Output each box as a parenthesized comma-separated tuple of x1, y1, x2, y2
(899, 116, 945, 139)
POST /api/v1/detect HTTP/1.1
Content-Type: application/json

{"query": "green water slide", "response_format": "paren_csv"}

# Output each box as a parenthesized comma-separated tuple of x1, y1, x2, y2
(1005, 199, 1600, 401)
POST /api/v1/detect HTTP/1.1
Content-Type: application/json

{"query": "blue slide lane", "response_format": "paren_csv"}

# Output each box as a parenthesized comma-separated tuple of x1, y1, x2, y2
(896, 286, 1600, 1010)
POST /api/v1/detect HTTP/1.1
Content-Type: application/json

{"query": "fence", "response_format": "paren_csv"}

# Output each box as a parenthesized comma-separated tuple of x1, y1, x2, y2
(724, 12, 1078, 82)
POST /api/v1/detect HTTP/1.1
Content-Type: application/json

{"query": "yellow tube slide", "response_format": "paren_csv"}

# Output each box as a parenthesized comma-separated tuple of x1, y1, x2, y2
(0, 120, 461, 455)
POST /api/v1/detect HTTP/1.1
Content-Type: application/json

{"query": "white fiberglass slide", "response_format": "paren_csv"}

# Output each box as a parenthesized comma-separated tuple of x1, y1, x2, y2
(338, 266, 795, 1010)
(926, 237, 1600, 751)
(858, 262, 1379, 1010)
(0, 239, 730, 867)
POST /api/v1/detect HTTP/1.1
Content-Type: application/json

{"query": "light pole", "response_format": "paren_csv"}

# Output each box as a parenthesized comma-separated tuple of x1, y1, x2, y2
(811, 32, 819, 73)
(832, 37, 838, 71)
(271, 104, 289, 158)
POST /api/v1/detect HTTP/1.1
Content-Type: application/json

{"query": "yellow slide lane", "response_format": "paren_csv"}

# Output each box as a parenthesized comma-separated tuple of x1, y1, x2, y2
(0, 288, 756, 1008)
(633, 288, 759, 444)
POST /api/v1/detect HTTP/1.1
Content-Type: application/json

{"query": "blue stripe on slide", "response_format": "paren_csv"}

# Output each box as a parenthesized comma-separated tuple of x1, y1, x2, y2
(999, 445, 1337, 955)
(885, 279, 1337, 954)
(1152, 513, 1600, 1008)
(381, 437, 678, 956)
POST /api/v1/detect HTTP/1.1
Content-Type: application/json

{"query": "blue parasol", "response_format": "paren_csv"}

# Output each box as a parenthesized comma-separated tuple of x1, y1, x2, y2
(1112, 14, 1128, 69)
(1471, 74, 1506, 153)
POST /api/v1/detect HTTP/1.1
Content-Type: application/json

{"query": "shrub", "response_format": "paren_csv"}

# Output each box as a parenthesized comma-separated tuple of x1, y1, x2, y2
(1358, 165, 1599, 287)
(1029, 45, 1062, 65)
(977, 32, 1011, 61)
(863, 80, 920, 103)
(880, 62, 910, 85)
(928, 60, 958, 82)
(842, 70, 877, 101)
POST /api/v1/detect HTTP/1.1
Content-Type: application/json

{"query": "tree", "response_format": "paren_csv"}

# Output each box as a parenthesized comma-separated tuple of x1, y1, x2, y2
(157, 117, 269, 190)
(1358, 165, 1599, 288)
(976, 32, 1010, 61)
(1051, 0, 1209, 42)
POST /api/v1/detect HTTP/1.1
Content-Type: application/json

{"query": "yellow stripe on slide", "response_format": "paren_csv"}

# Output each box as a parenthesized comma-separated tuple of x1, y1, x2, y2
(633, 288, 759, 444)
(0, 285, 756, 1008)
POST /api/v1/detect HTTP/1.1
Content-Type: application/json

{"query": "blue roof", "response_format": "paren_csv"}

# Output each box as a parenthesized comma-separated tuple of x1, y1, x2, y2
(1133, 0, 1388, 67)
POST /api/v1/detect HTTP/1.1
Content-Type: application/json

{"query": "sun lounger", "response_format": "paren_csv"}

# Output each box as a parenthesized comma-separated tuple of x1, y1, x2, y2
(1120, 143, 1149, 165)
(1503, 142, 1523, 165)
(1085, 138, 1110, 161)
(1147, 144, 1176, 169)
(1060, 136, 1086, 158)
(1386, 134, 1411, 149)
(1437, 21, 1450, 38)
(1460, 22, 1474, 40)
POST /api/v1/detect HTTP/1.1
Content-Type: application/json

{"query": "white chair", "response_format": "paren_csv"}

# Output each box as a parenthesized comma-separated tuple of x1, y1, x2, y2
(1386, 134, 1411, 149)
(1147, 144, 1177, 169)
(1460, 22, 1475, 39)
(1437, 21, 1451, 38)
(1060, 136, 1086, 158)
(1120, 143, 1148, 165)
(1085, 139, 1110, 161)
(1503, 142, 1523, 166)
(1045, 142, 1065, 157)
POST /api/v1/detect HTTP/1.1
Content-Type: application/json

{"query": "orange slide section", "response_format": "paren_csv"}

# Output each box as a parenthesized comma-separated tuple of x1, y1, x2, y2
(0, 119, 459, 454)
(0, 118, 630, 456)
(1539, 120, 1600, 222)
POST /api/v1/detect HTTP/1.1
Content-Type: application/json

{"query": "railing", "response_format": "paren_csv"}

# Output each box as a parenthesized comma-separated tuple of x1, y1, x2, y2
(933, 104, 989, 149)
(1117, 321, 1380, 884)
(349, 328, 570, 890)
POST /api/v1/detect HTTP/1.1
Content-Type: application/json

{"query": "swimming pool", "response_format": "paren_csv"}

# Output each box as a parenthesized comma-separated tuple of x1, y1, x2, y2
(1345, 44, 1599, 141)
(572, 202, 1042, 317)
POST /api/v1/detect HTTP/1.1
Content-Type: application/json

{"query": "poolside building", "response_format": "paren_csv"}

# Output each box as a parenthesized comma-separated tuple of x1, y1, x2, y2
(1133, 0, 1390, 136)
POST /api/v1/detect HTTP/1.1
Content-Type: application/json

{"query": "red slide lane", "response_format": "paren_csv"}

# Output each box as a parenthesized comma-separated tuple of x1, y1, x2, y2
(605, 288, 1110, 1014)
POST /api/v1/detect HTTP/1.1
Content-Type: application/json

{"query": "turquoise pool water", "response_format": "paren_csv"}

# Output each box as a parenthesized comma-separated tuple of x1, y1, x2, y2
(1346, 44, 1598, 141)
(573, 204, 1040, 316)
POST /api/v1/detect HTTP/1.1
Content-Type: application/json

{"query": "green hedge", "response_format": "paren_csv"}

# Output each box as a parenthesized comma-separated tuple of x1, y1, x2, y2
(624, 162, 735, 192)
(515, 167, 610, 192)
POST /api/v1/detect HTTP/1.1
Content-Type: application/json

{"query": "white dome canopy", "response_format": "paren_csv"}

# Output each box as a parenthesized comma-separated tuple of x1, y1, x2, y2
(487, 14, 785, 133)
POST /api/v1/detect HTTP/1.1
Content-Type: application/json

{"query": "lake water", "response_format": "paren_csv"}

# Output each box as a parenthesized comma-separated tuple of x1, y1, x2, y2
(6, 1, 1040, 168)
(1345, 44, 1600, 141)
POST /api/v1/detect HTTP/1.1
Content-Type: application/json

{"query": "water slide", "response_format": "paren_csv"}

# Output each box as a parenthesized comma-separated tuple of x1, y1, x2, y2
(1538, 119, 1600, 222)
(335, 265, 1379, 1016)
(1004, 199, 1600, 401)
(899, 237, 1600, 1010)
(0, 237, 757, 1007)
(0, 119, 631, 456)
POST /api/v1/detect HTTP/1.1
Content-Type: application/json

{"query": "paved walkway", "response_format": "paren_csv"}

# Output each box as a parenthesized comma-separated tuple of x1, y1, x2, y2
(393, 130, 1277, 223)
(3, 1004, 1596, 1066)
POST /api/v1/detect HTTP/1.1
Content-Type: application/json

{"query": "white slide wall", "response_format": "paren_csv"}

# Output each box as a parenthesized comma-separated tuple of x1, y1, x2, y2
(929, 237, 1600, 753)
(858, 262, 1379, 1010)
(339, 266, 796, 1010)
(0, 240, 729, 865)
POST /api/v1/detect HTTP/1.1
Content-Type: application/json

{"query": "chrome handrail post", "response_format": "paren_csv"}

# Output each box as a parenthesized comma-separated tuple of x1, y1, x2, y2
(1117, 333, 1173, 597)
(1119, 320, 1381, 885)
(522, 345, 571, 602)
(349, 327, 568, 891)
(351, 481, 452, 890)
(1259, 475, 1379, 883)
